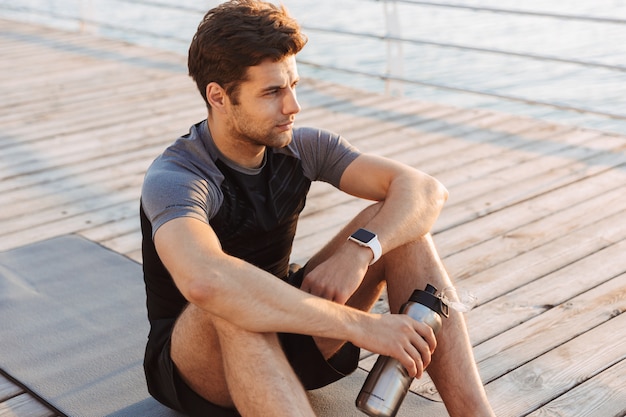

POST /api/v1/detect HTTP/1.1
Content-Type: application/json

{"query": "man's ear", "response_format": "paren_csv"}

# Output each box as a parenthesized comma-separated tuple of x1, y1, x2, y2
(206, 82, 227, 111)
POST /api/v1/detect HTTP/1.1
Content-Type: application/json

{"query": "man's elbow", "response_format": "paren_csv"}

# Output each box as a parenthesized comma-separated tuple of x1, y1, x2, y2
(183, 275, 220, 309)
(419, 173, 448, 212)
(433, 178, 449, 209)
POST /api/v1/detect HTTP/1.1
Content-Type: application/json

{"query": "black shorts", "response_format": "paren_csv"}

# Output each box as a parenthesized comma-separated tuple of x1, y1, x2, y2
(143, 267, 360, 417)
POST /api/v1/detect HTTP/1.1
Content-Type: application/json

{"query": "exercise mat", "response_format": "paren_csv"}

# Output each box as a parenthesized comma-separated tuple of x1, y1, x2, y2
(0, 235, 181, 417)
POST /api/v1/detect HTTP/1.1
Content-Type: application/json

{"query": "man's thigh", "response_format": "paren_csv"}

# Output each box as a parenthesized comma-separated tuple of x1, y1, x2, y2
(170, 300, 359, 398)
(144, 310, 241, 417)
(170, 304, 234, 408)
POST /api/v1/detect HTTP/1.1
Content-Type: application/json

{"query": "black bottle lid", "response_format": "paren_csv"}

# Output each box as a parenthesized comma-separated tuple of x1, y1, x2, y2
(408, 284, 449, 318)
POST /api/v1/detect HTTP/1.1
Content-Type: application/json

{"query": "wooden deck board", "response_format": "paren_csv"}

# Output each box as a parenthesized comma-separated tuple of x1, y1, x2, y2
(488, 313, 626, 416)
(1, 18, 625, 417)
(0, 374, 57, 417)
(526, 359, 626, 417)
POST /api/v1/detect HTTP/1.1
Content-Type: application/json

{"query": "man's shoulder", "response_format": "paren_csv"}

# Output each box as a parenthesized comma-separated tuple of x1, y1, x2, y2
(289, 126, 343, 153)
(149, 121, 218, 175)
(143, 121, 224, 205)
(292, 126, 357, 155)
(293, 126, 334, 140)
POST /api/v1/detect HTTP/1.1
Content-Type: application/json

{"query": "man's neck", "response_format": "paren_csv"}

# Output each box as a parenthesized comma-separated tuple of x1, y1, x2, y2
(207, 117, 265, 169)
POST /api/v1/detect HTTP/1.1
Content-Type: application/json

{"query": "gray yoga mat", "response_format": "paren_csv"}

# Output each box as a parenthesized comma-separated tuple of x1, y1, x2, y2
(0, 235, 181, 417)
(0, 234, 446, 417)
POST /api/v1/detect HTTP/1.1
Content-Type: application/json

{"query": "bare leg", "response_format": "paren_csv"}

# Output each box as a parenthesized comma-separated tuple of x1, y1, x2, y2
(171, 305, 316, 417)
(306, 204, 494, 416)
(384, 234, 495, 417)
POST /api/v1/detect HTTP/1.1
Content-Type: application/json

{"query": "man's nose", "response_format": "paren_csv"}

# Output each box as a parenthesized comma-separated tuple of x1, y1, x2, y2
(284, 87, 301, 115)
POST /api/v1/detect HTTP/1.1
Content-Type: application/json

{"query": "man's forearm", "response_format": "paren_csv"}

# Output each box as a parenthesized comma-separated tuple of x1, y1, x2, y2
(155, 217, 371, 344)
(362, 170, 448, 255)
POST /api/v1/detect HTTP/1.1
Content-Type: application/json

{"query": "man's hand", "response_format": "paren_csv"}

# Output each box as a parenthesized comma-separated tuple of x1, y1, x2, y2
(300, 241, 372, 304)
(359, 313, 437, 379)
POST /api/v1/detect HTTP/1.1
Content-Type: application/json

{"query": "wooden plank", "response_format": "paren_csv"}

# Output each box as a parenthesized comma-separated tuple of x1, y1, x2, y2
(0, 196, 140, 251)
(0, 85, 201, 148)
(0, 374, 22, 402)
(301, 98, 464, 155)
(393, 120, 584, 182)
(0, 373, 55, 416)
(485, 313, 626, 417)
(0, 58, 177, 109)
(526, 359, 626, 417)
(435, 162, 626, 258)
(0, 93, 200, 155)
(1, 166, 145, 220)
(437, 147, 626, 232)
(436, 130, 608, 206)
(470, 206, 626, 304)
(345, 106, 483, 156)
(474, 272, 626, 381)
(449, 208, 626, 319)
(80, 215, 140, 244)
(0, 185, 139, 236)
(0, 140, 163, 196)
(97, 230, 143, 258)
(0, 393, 56, 417)
(443, 182, 626, 282)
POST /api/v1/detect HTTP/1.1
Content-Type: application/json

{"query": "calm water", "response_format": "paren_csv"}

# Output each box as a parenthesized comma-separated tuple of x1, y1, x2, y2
(2, 0, 626, 134)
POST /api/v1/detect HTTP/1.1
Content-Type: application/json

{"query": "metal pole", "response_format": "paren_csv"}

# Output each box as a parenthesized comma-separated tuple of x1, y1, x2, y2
(79, 0, 95, 34)
(384, 0, 405, 96)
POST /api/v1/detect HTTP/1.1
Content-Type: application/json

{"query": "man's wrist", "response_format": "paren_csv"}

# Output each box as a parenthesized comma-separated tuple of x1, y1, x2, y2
(347, 228, 382, 265)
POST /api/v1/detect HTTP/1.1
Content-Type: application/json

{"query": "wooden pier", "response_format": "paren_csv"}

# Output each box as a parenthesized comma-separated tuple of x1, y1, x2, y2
(1, 18, 625, 417)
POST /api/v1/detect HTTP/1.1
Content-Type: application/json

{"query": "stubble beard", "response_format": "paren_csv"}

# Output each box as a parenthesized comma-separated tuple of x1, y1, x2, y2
(230, 112, 294, 150)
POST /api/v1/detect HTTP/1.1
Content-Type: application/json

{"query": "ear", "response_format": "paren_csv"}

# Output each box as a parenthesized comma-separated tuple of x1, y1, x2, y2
(206, 82, 227, 112)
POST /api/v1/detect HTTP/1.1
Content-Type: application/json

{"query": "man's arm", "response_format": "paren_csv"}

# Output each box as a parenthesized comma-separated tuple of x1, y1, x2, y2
(340, 154, 448, 250)
(153, 217, 436, 376)
(301, 153, 448, 304)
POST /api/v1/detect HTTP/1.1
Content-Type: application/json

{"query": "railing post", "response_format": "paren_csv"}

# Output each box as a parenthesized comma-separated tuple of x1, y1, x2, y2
(383, 0, 405, 96)
(79, 0, 95, 34)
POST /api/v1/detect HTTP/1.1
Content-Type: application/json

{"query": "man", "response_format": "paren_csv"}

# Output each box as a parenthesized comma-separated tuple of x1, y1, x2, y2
(140, 1, 495, 416)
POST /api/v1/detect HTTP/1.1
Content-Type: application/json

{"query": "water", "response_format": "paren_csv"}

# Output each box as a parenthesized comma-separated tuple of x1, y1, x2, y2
(1, 0, 626, 134)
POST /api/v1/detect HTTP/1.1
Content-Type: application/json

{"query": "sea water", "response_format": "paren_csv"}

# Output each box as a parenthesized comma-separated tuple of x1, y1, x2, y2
(1, 0, 625, 134)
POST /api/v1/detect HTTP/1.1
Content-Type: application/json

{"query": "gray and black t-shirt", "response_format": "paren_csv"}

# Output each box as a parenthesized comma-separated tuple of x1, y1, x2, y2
(140, 120, 360, 323)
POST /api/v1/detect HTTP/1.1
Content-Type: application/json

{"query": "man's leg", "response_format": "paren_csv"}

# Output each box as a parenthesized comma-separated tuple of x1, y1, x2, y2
(171, 304, 316, 417)
(306, 203, 494, 417)
(383, 233, 494, 417)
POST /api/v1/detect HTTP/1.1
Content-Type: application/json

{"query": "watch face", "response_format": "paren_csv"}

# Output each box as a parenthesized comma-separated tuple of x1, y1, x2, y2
(352, 228, 376, 243)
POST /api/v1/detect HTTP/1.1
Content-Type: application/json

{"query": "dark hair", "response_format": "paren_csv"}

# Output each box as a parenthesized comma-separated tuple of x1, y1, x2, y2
(188, 0, 307, 108)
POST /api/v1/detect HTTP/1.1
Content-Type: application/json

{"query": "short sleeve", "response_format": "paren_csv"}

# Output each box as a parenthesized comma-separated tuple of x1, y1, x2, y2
(292, 127, 360, 187)
(141, 159, 221, 238)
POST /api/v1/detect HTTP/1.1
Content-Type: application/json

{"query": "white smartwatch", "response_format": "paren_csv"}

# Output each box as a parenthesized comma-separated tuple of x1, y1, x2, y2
(348, 228, 382, 265)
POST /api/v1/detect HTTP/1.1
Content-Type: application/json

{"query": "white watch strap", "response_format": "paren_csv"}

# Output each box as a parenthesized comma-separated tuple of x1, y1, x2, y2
(367, 235, 382, 265)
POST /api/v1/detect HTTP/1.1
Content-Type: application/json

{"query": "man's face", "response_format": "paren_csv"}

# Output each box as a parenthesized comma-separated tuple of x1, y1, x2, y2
(225, 55, 301, 149)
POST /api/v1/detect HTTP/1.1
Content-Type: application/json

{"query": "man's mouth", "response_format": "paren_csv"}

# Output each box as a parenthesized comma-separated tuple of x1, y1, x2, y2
(277, 120, 294, 130)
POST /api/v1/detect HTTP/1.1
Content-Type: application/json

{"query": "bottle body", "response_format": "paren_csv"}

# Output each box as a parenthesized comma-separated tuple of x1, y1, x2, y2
(356, 285, 447, 417)
(356, 355, 412, 417)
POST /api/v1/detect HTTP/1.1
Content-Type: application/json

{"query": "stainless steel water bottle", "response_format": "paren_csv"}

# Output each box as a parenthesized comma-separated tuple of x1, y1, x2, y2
(356, 284, 449, 417)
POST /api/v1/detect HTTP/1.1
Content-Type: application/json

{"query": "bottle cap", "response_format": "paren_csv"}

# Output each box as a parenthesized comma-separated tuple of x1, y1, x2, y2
(408, 284, 449, 318)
